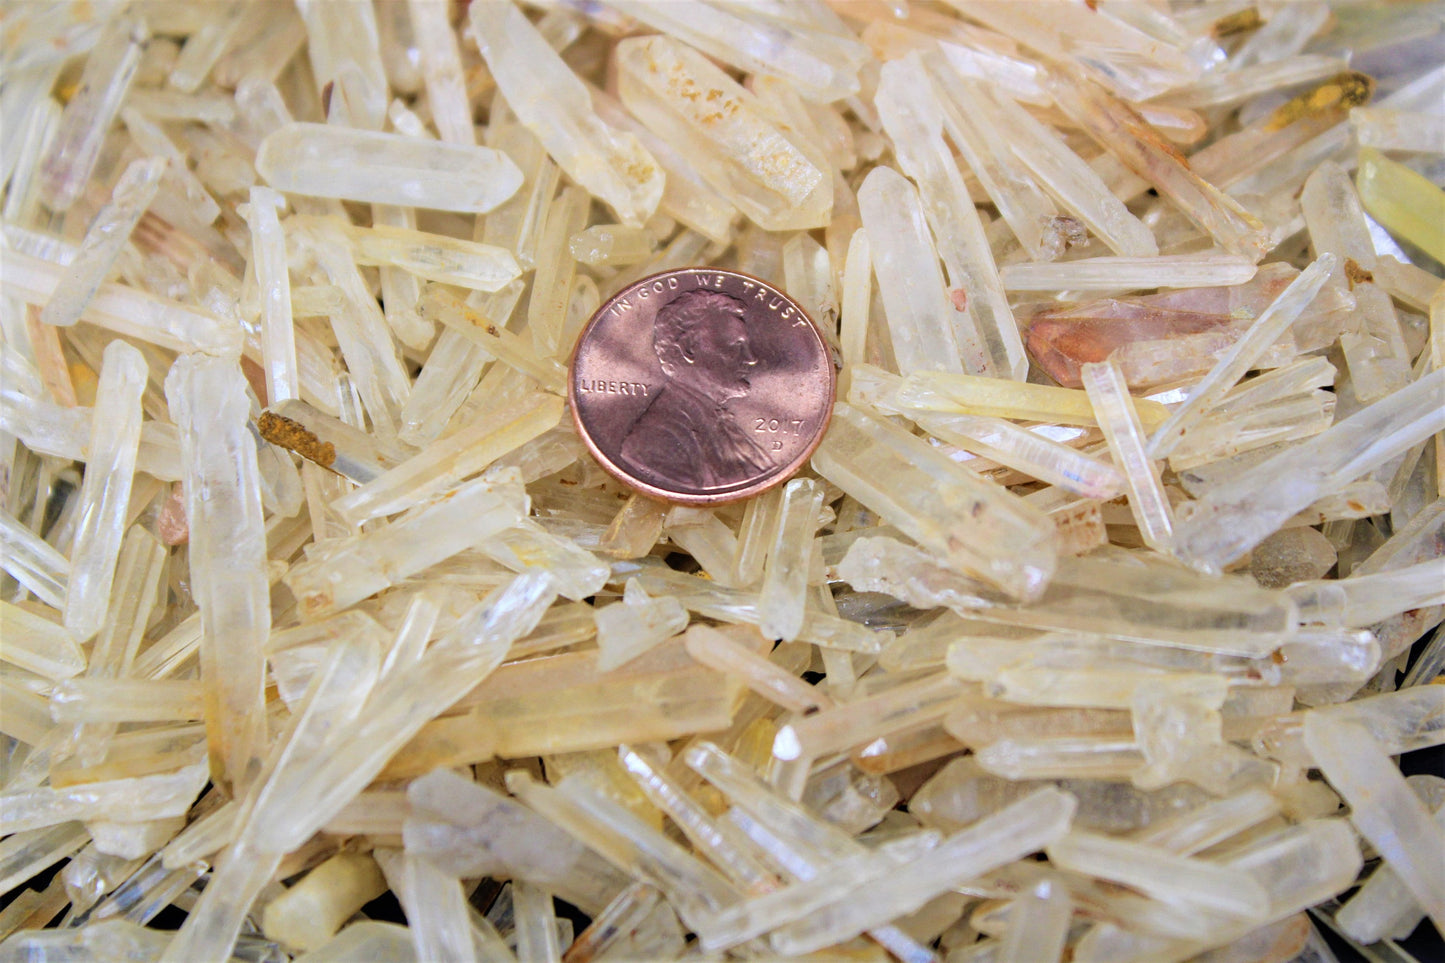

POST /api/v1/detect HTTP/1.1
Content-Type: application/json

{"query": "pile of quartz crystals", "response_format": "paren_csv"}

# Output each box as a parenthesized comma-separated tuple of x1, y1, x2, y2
(0, 0, 1443, 960)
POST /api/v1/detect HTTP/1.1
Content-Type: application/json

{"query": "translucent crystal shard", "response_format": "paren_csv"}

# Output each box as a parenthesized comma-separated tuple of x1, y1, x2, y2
(289, 222, 412, 436)
(470, 0, 661, 226)
(407, 0, 473, 146)
(594, 578, 689, 672)
(569, 225, 655, 267)
(638, 567, 881, 655)
(165, 354, 269, 793)
(513, 879, 561, 963)
(507, 770, 737, 932)
(1287, 559, 1445, 628)
(1080, 360, 1174, 554)
(1351, 107, 1445, 153)
(1, 762, 208, 835)
(599, 494, 667, 560)
(811, 403, 1056, 599)
(664, 508, 740, 587)
(255, 576, 554, 859)
(1145, 254, 1336, 459)
(68, 528, 167, 762)
(393, 852, 479, 963)
(684, 625, 829, 715)
(615, 35, 831, 231)
(839, 228, 872, 370)
(998, 878, 1070, 963)
(1001, 255, 1258, 292)
(315, 218, 522, 293)
(41, 157, 166, 330)
(332, 394, 562, 523)
(6, 249, 242, 355)
(772, 672, 968, 763)
(1048, 831, 1268, 917)
(1301, 163, 1410, 402)
(983, 84, 1157, 259)
(407, 632, 745, 762)
(1044, 72, 1269, 261)
(526, 185, 588, 356)
(256, 123, 522, 213)
(770, 788, 1077, 955)
(609, 1, 866, 103)
(616, 744, 776, 895)
(875, 55, 1020, 379)
(1303, 715, 1445, 934)
(62, 341, 146, 642)
(695, 831, 939, 951)
(0, 602, 84, 681)
(588, 87, 739, 246)
(238, 187, 297, 405)
(1173, 369, 1445, 572)
(285, 473, 528, 619)
(1356, 146, 1445, 264)
(841, 538, 1297, 656)
(419, 288, 568, 395)
(894, 369, 1170, 429)
(404, 768, 627, 913)
(758, 478, 824, 643)
(857, 165, 966, 376)
(949, 0, 1207, 101)
(1335, 777, 1445, 944)
(911, 410, 1124, 500)
(38, 16, 147, 212)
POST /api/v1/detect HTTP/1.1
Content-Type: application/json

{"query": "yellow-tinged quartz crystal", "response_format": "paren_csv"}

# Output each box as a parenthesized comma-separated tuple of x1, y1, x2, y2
(7, 4, 1445, 960)
(1356, 147, 1445, 264)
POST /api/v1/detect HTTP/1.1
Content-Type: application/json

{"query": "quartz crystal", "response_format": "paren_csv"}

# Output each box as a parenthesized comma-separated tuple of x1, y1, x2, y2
(62, 341, 147, 642)
(876, 55, 1023, 378)
(1080, 360, 1175, 554)
(1045, 71, 1271, 261)
(594, 579, 689, 672)
(616, 35, 831, 231)
(471, 0, 662, 226)
(812, 403, 1056, 599)
(1173, 369, 1445, 572)
(40, 157, 167, 330)
(857, 166, 968, 376)
(3, 5, 1443, 960)
(1303, 715, 1445, 934)
(608, 2, 866, 104)
(1356, 147, 1445, 265)
(6, 249, 242, 355)
(285, 473, 528, 619)
(1145, 255, 1336, 459)
(1001, 255, 1258, 292)
(165, 354, 270, 793)
(37, 16, 147, 212)
(256, 123, 523, 213)
(758, 479, 825, 643)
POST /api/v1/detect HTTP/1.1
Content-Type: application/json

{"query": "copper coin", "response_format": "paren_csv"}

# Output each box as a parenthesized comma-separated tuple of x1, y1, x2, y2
(569, 268, 835, 505)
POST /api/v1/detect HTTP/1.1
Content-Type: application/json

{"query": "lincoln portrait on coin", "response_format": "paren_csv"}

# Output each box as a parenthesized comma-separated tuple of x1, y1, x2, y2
(619, 289, 774, 490)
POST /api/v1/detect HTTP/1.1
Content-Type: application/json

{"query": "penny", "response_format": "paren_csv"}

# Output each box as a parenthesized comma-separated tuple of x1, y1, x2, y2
(569, 268, 836, 505)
